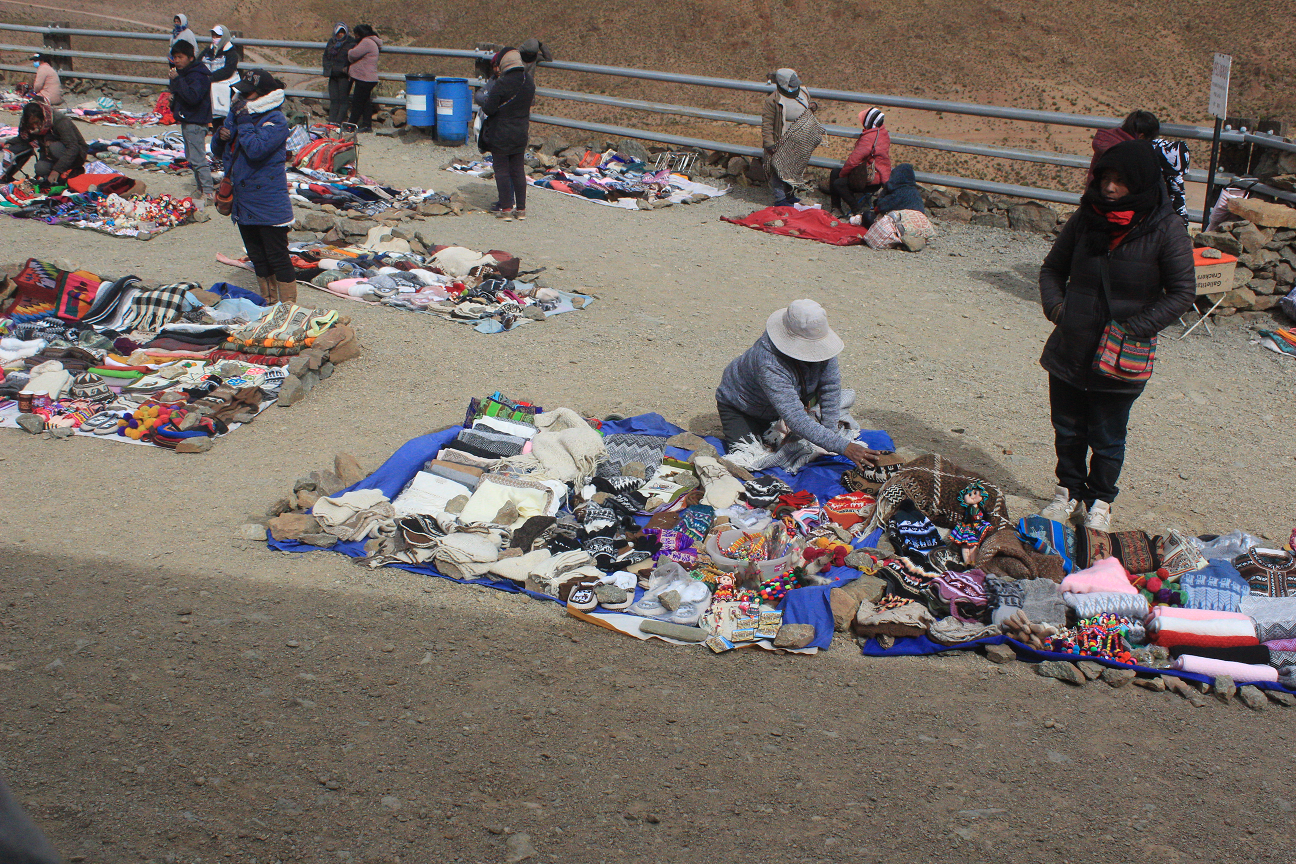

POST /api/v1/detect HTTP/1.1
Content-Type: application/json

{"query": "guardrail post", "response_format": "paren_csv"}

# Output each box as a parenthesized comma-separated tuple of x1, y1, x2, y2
(44, 22, 72, 71)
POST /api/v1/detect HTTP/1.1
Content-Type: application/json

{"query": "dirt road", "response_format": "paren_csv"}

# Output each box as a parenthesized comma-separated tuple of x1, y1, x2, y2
(0, 121, 1293, 863)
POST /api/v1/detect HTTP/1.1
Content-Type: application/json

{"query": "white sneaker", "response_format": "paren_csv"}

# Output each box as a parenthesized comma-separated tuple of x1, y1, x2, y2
(1039, 485, 1082, 523)
(1084, 500, 1112, 532)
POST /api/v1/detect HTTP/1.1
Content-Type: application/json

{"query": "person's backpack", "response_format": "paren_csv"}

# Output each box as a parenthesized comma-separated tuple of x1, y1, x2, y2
(293, 139, 357, 176)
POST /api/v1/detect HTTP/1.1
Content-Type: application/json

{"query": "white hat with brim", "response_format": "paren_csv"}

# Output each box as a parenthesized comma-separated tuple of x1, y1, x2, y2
(765, 299, 843, 363)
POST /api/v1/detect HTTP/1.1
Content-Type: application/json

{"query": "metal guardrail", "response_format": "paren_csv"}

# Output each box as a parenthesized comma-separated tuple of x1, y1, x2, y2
(3, 21, 1295, 215)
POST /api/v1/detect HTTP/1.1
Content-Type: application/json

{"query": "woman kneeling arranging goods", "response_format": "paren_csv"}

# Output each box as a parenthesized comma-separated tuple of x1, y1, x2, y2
(1037, 139, 1194, 531)
(717, 299, 883, 471)
(218, 69, 297, 304)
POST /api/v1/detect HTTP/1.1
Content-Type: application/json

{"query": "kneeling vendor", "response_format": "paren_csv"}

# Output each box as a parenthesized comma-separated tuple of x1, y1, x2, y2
(716, 299, 881, 468)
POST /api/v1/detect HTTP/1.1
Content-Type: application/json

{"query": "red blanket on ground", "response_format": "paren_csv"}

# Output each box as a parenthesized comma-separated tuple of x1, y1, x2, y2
(722, 205, 871, 246)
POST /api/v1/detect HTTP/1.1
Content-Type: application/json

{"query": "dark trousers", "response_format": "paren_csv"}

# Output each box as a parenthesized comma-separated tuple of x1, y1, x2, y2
(829, 166, 880, 215)
(492, 151, 527, 210)
(716, 400, 774, 450)
(348, 80, 377, 129)
(328, 76, 352, 124)
(1049, 374, 1140, 505)
(239, 224, 295, 283)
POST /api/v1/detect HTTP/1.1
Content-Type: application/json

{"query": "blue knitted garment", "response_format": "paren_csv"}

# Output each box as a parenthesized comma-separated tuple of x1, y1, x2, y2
(1180, 559, 1249, 612)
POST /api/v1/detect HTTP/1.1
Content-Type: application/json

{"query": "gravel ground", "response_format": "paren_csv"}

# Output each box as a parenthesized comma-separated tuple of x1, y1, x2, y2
(1, 121, 1294, 863)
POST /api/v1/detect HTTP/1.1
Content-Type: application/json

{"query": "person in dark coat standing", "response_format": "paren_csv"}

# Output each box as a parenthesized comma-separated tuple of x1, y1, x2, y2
(479, 48, 535, 221)
(1037, 140, 1195, 531)
(0, 99, 86, 186)
(168, 39, 213, 201)
(218, 70, 296, 304)
(322, 23, 356, 125)
(346, 24, 382, 132)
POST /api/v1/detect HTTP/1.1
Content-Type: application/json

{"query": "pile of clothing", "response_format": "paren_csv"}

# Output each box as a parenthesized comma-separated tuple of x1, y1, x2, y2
(287, 166, 446, 219)
(88, 133, 188, 170)
(265, 401, 1296, 695)
(222, 236, 594, 334)
(0, 257, 356, 447)
(447, 151, 728, 211)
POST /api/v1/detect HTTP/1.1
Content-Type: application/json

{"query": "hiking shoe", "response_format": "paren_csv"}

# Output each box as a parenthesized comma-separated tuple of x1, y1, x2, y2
(1084, 500, 1112, 531)
(496, 208, 514, 221)
(1039, 485, 1082, 524)
(515, 209, 526, 221)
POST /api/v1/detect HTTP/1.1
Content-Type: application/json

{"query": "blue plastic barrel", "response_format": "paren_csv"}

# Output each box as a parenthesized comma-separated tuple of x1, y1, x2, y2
(434, 77, 471, 144)
(404, 73, 436, 128)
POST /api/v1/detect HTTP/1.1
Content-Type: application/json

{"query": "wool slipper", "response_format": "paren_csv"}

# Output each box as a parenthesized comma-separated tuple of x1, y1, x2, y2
(566, 581, 600, 612)
(82, 412, 122, 434)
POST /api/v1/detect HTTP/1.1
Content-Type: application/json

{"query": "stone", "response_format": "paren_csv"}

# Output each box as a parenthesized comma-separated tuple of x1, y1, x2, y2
(936, 205, 974, 223)
(772, 623, 817, 649)
(338, 217, 378, 238)
(314, 469, 346, 497)
(325, 326, 361, 364)
(1274, 262, 1296, 286)
(984, 644, 1017, 664)
(286, 355, 310, 378)
(1234, 221, 1269, 254)
(380, 795, 402, 811)
(657, 590, 682, 612)
(1253, 295, 1281, 312)
(1036, 661, 1084, 685)
(335, 452, 365, 486)
(1267, 689, 1296, 707)
(1194, 231, 1243, 256)
(539, 134, 570, 156)
(1132, 675, 1166, 692)
(638, 620, 708, 642)
(1101, 667, 1137, 688)
(287, 230, 318, 243)
(15, 413, 44, 434)
(298, 211, 336, 233)
(615, 137, 651, 163)
(176, 436, 214, 453)
(970, 212, 1009, 229)
(594, 584, 627, 605)
(1075, 660, 1105, 681)
(1212, 675, 1236, 702)
(505, 833, 536, 863)
(924, 188, 957, 209)
(725, 155, 749, 177)
(296, 489, 320, 510)
(1238, 685, 1267, 711)
(266, 496, 295, 517)
(276, 374, 307, 407)
(745, 158, 768, 184)
(1227, 197, 1296, 229)
(1222, 287, 1256, 309)
(268, 513, 319, 541)
(1249, 277, 1278, 295)
(419, 202, 451, 216)
(1197, 246, 1222, 259)
(1007, 202, 1058, 233)
(322, 226, 344, 245)
(237, 523, 267, 541)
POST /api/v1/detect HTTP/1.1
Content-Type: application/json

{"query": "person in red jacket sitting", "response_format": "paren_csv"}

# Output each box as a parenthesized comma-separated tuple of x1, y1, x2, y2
(828, 107, 891, 218)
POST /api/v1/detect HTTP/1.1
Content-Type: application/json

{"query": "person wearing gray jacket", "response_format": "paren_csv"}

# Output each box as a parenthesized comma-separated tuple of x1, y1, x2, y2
(716, 299, 880, 468)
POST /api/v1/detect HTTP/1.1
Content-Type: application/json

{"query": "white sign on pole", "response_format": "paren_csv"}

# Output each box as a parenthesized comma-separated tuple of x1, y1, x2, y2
(1209, 53, 1232, 119)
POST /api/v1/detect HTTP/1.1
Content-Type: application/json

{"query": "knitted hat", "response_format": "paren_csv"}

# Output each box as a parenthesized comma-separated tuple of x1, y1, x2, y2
(69, 372, 112, 403)
(860, 108, 885, 129)
(765, 299, 843, 362)
(842, 453, 905, 493)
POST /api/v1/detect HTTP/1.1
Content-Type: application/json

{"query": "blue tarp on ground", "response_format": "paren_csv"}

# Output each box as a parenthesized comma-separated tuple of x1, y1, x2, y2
(267, 412, 893, 645)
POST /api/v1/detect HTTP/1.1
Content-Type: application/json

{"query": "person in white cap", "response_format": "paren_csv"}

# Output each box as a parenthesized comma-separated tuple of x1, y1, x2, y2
(715, 299, 882, 468)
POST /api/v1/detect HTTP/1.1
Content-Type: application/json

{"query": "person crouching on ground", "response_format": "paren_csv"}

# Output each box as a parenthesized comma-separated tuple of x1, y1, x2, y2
(829, 107, 890, 218)
(0, 98, 86, 187)
(168, 39, 214, 204)
(218, 70, 296, 304)
(717, 299, 883, 469)
(1037, 140, 1194, 531)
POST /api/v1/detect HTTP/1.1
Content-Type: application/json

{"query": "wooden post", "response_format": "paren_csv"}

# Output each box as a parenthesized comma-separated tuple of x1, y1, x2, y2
(43, 22, 72, 71)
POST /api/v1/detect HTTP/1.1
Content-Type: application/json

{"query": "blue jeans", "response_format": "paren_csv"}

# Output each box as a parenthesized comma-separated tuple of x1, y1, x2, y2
(1048, 375, 1140, 504)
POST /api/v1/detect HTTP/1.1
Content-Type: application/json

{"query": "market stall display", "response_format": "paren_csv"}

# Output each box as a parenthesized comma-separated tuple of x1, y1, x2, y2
(0, 258, 361, 448)
(263, 397, 1296, 702)
(447, 149, 728, 211)
(221, 237, 594, 334)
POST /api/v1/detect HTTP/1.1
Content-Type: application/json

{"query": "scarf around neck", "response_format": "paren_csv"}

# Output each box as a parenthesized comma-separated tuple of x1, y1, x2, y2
(1080, 139, 1162, 253)
(246, 89, 285, 114)
(173, 13, 188, 36)
(21, 99, 54, 139)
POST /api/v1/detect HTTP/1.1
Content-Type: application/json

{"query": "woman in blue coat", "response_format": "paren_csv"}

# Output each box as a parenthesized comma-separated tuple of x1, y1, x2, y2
(218, 69, 296, 304)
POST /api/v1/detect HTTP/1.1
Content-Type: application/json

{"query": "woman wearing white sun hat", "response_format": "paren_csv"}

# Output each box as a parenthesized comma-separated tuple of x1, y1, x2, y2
(715, 299, 881, 468)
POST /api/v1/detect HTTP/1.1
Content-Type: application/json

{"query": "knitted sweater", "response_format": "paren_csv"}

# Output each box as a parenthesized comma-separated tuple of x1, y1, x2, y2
(33, 63, 62, 106)
(715, 332, 849, 453)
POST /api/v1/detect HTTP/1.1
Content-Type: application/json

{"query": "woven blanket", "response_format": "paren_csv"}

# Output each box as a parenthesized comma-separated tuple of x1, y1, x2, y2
(1239, 595, 1296, 643)
(124, 282, 194, 333)
(1064, 591, 1149, 620)
(597, 433, 667, 478)
(1147, 607, 1259, 649)
(868, 454, 1011, 534)
(1171, 654, 1278, 683)
(455, 427, 527, 457)
(770, 111, 824, 188)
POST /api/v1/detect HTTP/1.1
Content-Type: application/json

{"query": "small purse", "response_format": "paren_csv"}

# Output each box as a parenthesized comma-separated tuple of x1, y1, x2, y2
(215, 176, 233, 216)
(1092, 259, 1156, 382)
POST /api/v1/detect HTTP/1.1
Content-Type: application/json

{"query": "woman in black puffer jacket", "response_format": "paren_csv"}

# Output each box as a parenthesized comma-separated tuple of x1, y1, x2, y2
(1037, 139, 1195, 531)
(479, 48, 535, 221)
